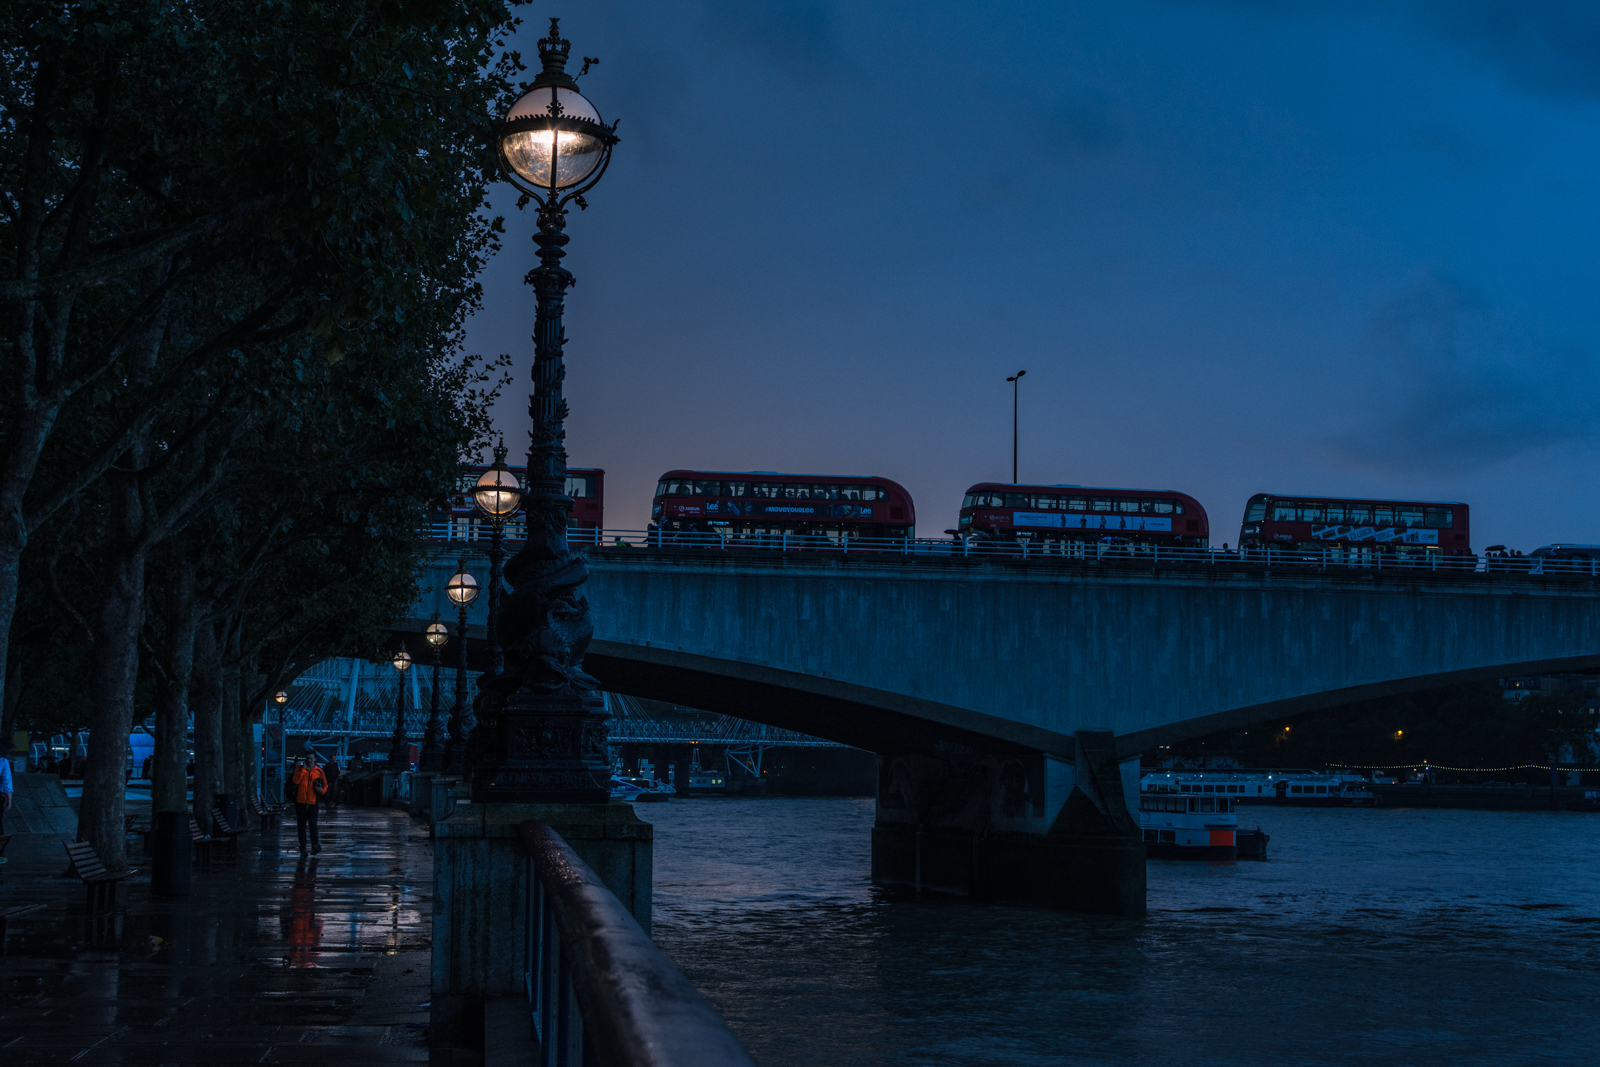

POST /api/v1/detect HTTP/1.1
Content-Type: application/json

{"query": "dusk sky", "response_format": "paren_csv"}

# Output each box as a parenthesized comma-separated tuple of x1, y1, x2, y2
(465, 1, 1600, 550)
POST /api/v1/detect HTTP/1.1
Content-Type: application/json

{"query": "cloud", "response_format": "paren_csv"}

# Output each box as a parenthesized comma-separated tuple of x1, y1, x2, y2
(1408, 1, 1600, 100)
(1323, 272, 1600, 476)
(699, 0, 861, 81)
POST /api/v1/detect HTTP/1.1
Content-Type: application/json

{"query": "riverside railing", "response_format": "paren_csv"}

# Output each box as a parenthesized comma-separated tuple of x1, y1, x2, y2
(429, 526, 1600, 578)
(518, 820, 754, 1067)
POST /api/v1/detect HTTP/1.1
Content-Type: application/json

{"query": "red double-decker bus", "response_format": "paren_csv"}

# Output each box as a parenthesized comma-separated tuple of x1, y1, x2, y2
(1237, 494, 1470, 562)
(651, 470, 915, 542)
(432, 463, 604, 543)
(958, 483, 1210, 548)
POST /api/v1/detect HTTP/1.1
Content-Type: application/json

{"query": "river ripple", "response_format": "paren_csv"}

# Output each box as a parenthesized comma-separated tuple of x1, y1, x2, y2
(646, 797, 1600, 1066)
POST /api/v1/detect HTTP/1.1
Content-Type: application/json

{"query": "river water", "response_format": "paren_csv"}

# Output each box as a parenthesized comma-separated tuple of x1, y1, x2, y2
(645, 797, 1600, 1066)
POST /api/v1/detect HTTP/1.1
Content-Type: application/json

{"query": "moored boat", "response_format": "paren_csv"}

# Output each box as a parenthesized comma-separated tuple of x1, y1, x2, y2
(1139, 775, 1238, 860)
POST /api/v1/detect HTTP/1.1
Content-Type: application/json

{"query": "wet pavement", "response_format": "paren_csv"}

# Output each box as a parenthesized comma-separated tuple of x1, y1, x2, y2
(0, 805, 457, 1065)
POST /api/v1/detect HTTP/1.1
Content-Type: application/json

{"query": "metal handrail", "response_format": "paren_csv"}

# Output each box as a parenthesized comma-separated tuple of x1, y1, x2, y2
(518, 820, 755, 1067)
(435, 527, 1600, 579)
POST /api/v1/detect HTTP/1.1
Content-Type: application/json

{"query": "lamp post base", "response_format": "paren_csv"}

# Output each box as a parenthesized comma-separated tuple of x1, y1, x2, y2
(467, 691, 611, 804)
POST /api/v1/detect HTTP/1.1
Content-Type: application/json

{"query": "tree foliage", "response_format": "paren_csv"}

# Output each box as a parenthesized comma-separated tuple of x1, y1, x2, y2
(2, 0, 530, 865)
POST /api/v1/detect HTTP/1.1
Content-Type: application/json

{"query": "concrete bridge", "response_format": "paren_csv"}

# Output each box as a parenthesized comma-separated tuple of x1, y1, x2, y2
(404, 547, 1600, 914)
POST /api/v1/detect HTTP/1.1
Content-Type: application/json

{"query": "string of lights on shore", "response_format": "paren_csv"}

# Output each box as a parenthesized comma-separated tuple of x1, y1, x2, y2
(1326, 761, 1600, 773)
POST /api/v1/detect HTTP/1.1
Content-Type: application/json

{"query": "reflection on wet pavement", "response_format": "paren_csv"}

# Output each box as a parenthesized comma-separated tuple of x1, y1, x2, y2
(0, 806, 448, 1064)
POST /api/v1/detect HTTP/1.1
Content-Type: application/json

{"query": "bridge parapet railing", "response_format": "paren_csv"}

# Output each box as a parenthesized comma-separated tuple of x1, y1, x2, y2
(432, 528, 1600, 579)
(518, 820, 754, 1067)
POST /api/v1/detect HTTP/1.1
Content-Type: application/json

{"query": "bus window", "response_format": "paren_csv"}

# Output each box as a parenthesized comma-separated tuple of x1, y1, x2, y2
(655, 481, 669, 497)
(1272, 503, 1298, 521)
(1116, 499, 1141, 513)
(1299, 504, 1324, 522)
(782, 484, 810, 499)
(1066, 497, 1087, 511)
(1373, 506, 1394, 525)
(1325, 504, 1346, 522)
(726, 481, 750, 497)
(1091, 498, 1113, 512)
(566, 475, 595, 498)
(1348, 504, 1372, 525)
(666, 478, 695, 495)
(1151, 499, 1174, 514)
(1245, 496, 1268, 522)
(1425, 507, 1452, 528)
(1399, 508, 1424, 527)
(693, 480, 722, 496)
(845, 485, 868, 501)
(961, 493, 975, 508)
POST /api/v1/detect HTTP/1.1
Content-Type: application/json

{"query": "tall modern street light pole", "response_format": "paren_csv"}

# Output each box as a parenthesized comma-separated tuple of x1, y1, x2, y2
(471, 18, 619, 803)
(443, 561, 478, 774)
(387, 650, 413, 769)
(1006, 370, 1026, 483)
(420, 616, 449, 771)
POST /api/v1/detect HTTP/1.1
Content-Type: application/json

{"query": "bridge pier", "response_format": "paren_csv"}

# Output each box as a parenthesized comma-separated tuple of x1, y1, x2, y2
(870, 731, 1146, 916)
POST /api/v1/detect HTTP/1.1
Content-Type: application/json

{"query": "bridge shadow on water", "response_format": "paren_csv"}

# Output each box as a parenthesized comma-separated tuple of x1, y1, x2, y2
(645, 797, 1600, 1067)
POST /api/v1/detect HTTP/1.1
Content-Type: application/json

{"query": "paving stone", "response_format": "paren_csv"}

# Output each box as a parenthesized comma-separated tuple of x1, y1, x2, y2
(0, 807, 450, 1065)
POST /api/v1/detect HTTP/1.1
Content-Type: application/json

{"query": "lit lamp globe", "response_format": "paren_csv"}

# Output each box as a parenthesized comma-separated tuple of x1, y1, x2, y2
(392, 650, 413, 672)
(274, 691, 288, 705)
(493, 23, 618, 199)
(471, 457, 523, 522)
(446, 568, 479, 606)
(425, 621, 450, 648)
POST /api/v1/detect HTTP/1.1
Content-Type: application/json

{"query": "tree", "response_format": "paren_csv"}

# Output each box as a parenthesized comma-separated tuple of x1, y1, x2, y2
(4, 0, 527, 867)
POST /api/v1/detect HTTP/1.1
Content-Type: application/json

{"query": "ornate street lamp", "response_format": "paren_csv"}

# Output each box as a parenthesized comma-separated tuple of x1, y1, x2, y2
(420, 617, 450, 771)
(471, 440, 523, 677)
(275, 691, 288, 705)
(388, 649, 413, 769)
(443, 561, 479, 773)
(468, 17, 618, 803)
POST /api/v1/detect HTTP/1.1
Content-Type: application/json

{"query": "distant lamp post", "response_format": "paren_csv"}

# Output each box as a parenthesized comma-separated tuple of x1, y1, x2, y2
(420, 617, 450, 771)
(443, 560, 479, 773)
(1006, 370, 1026, 483)
(469, 16, 619, 804)
(471, 440, 524, 677)
(388, 649, 413, 769)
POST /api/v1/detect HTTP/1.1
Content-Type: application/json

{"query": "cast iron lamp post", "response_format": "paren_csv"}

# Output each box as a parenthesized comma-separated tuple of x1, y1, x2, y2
(443, 562, 479, 773)
(471, 440, 524, 677)
(420, 617, 450, 771)
(467, 17, 619, 802)
(387, 650, 413, 769)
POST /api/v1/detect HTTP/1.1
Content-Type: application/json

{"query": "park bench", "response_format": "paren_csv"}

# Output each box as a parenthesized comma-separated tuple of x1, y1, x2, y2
(188, 814, 216, 869)
(63, 841, 134, 912)
(250, 793, 283, 831)
(209, 805, 245, 855)
(0, 902, 46, 956)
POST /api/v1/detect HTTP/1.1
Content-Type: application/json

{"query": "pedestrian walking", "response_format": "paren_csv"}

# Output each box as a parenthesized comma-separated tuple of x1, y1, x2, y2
(0, 753, 13, 838)
(288, 754, 327, 855)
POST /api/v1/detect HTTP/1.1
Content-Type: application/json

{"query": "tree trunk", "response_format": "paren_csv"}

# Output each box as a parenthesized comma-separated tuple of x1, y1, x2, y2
(80, 538, 148, 872)
(235, 650, 260, 801)
(191, 620, 223, 831)
(220, 620, 242, 802)
(154, 561, 198, 813)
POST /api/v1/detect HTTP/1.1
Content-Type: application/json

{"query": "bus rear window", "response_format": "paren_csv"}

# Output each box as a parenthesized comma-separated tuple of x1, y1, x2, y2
(1244, 497, 1267, 522)
(1424, 507, 1452, 528)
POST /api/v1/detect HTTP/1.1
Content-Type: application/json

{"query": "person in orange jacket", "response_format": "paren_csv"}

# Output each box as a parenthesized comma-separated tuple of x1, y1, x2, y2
(288, 754, 327, 854)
